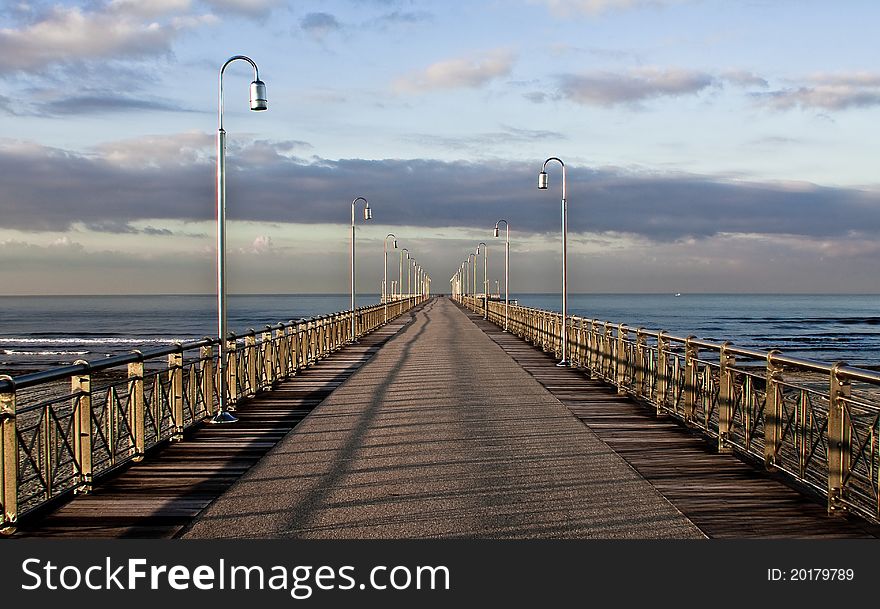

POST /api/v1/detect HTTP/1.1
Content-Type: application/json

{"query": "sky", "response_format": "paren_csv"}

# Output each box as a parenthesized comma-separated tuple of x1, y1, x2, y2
(1, 0, 879, 294)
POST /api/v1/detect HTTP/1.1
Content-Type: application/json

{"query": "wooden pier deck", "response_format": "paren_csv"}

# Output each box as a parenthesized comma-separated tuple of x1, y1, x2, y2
(10, 297, 879, 539)
(12, 311, 419, 538)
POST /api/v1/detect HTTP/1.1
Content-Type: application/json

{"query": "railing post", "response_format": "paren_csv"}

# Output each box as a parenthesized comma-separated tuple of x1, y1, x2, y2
(763, 350, 784, 469)
(635, 328, 647, 399)
(616, 324, 628, 395)
(200, 345, 215, 417)
(72, 364, 92, 494)
(294, 321, 303, 373)
(656, 331, 669, 415)
(124, 358, 146, 462)
(245, 332, 257, 396)
(717, 342, 735, 453)
(684, 336, 699, 424)
(226, 335, 238, 409)
(311, 319, 319, 360)
(602, 322, 613, 381)
(1, 376, 18, 535)
(169, 349, 184, 441)
(828, 362, 852, 515)
(263, 327, 275, 387)
(576, 318, 585, 367)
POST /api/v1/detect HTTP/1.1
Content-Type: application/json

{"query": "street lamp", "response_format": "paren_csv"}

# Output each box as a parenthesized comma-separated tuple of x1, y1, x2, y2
(477, 242, 488, 319)
(538, 157, 568, 366)
(399, 248, 409, 298)
(212, 55, 267, 425)
(350, 196, 372, 343)
(494, 219, 510, 332)
(409, 258, 416, 300)
(467, 252, 476, 305)
(383, 233, 397, 321)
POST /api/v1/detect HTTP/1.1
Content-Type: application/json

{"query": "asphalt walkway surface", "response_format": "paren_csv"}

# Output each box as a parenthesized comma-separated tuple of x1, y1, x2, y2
(183, 297, 703, 539)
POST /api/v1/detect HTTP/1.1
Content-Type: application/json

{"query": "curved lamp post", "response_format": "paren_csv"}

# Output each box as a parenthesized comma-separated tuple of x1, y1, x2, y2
(477, 242, 488, 319)
(212, 55, 267, 425)
(350, 196, 372, 343)
(383, 233, 398, 321)
(494, 219, 510, 332)
(399, 248, 409, 298)
(467, 252, 476, 304)
(538, 157, 568, 366)
(409, 258, 416, 300)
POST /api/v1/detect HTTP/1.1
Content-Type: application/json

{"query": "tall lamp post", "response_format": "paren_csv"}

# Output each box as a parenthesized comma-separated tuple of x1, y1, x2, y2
(383, 233, 398, 322)
(494, 219, 509, 332)
(477, 242, 488, 319)
(538, 157, 568, 366)
(350, 196, 372, 343)
(409, 258, 416, 301)
(212, 55, 267, 425)
(399, 248, 409, 298)
(467, 252, 476, 305)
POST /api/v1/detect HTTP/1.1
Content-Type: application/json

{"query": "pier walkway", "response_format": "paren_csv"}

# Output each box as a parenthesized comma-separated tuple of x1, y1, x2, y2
(12, 297, 879, 538)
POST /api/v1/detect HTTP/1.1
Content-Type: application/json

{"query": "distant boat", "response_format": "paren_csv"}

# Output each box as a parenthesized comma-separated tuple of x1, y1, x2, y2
(674, 293, 682, 297)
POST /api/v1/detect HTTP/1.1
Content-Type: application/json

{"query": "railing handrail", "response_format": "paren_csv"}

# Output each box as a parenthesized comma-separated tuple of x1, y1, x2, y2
(0, 295, 426, 534)
(464, 294, 880, 522)
(471, 298, 880, 382)
(0, 297, 416, 393)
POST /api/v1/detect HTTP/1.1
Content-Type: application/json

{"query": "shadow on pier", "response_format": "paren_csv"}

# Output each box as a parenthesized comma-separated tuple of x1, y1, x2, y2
(9, 297, 879, 539)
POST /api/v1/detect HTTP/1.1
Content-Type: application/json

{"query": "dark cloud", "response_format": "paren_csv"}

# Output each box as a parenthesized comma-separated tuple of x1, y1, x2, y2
(554, 68, 716, 107)
(402, 126, 566, 153)
(38, 94, 196, 116)
(301, 12, 342, 36)
(1, 139, 879, 242)
(201, 0, 282, 18)
(755, 88, 880, 111)
(374, 10, 433, 26)
(753, 73, 880, 111)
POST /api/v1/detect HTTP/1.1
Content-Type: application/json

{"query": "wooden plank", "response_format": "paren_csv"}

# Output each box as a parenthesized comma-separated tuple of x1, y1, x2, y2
(462, 305, 879, 539)
(12, 311, 418, 539)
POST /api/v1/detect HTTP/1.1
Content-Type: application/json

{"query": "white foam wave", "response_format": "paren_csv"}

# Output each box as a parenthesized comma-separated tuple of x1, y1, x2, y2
(3, 350, 90, 356)
(0, 338, 188, 345)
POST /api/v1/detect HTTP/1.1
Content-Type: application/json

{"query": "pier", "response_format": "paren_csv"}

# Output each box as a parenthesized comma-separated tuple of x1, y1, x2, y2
(2, 296, 878, 539)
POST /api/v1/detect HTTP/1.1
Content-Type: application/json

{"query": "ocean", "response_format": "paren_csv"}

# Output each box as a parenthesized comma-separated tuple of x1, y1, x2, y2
(0, 293, 877, 375)
(515, 293, 880, 367)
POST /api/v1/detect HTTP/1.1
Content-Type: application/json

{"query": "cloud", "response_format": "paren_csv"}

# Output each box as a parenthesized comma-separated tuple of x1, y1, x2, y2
(402, 126, 566, 154)
(755, 72, 880, 111)
(95, 131, 214, 167)
(2, 136, 880, 246)
(300, 12, 342, 38)
(393, 50, 514, 93)
(720, 70, 768, 88)
(372, 10, 433, 27)
(0, 2, 215, 74)
(244, 235, 274, 254)
(201, 0, 282, 17)
(553, 68, 716, 107)
(37, 94, 196, 116)
(533, 0, 684, 16)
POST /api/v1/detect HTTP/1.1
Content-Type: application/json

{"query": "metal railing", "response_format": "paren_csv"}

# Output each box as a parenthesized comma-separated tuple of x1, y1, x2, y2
(0, 296, 423, 534)
(460, 295, 880, 523)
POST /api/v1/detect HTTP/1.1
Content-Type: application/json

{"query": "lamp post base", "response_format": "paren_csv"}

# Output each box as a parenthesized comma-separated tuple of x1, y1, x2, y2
(210, 411, 238, 424)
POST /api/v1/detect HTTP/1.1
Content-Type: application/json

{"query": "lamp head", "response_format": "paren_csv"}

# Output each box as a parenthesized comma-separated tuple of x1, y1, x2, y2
(493, 226, 499, 238)
(393, 239, 398, 248)
(249, 79, 268, 111)
(538, 171, 549, 189)
(364, 204, 372, 220)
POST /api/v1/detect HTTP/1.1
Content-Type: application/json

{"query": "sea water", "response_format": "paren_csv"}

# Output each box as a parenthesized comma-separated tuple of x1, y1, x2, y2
(0, 293, 877, 374)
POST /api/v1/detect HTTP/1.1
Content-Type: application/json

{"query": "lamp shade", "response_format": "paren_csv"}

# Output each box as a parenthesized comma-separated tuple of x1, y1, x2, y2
(249, 80, 268, 111)
(538, 171, 549, 189)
